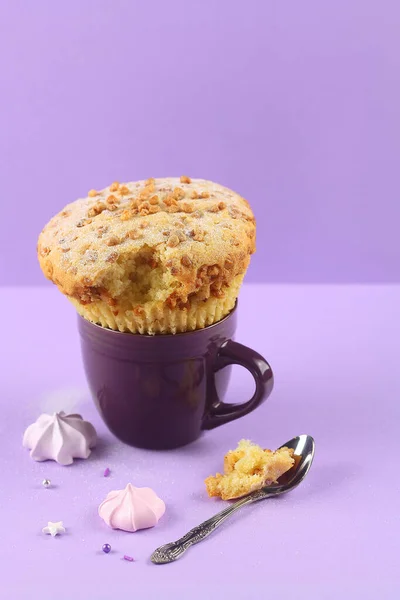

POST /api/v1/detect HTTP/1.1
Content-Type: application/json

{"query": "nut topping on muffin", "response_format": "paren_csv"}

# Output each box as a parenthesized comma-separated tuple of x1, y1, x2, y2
(38, 177, 256, 334)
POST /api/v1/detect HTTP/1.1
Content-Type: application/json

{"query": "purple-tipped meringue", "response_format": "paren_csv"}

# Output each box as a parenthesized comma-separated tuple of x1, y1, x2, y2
(23, 411, 97, 465)
(98, 483, 165, 532)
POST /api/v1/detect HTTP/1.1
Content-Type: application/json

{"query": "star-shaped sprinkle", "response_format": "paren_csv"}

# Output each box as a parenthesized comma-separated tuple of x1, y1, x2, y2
(42, 521, 65, 537)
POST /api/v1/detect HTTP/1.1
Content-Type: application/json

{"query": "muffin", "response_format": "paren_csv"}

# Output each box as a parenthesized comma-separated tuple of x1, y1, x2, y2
(205, 440, 295, 500)
(38, 177, 256, 334)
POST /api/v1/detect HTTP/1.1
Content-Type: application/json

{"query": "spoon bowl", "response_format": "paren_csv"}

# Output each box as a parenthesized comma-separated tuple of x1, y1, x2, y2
(260, 434, 315, 496)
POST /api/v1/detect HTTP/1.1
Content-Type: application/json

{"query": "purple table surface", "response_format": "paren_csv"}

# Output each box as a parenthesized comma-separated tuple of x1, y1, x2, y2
(0, 284, 399, 600)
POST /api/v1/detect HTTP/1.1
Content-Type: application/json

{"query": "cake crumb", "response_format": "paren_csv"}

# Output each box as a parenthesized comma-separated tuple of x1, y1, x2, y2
(205, 440, 295, 500)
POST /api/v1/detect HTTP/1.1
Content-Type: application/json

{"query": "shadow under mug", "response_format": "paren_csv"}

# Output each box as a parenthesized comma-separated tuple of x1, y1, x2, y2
(78, 304, 274, 450)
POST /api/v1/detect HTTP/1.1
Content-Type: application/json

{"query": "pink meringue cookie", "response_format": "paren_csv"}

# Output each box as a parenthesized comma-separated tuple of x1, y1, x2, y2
(23, 412, 97, 465)
(99, 483, 165, 532)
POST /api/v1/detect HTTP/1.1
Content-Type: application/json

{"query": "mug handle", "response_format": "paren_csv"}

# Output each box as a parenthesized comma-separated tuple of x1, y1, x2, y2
(203, 340, 274, 430)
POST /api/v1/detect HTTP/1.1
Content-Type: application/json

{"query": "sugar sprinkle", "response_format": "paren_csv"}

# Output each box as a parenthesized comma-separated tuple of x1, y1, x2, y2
(123, 555, 134, 562)
(103, 468, 111, 477)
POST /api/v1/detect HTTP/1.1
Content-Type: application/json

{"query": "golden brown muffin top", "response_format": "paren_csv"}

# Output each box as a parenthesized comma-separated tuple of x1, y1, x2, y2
(38, 177, 256, 308)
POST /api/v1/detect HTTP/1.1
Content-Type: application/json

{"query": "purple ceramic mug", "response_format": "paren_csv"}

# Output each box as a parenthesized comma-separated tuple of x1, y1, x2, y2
(78, 304, 273, 449)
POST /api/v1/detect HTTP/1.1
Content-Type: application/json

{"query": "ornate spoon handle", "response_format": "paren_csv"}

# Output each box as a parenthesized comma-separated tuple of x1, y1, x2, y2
(151, 490, 267, 564)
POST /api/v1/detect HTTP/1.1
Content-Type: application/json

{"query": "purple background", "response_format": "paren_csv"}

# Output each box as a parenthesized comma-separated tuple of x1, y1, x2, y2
(1, 0, 400, 285)
(1, 284, 399, 599)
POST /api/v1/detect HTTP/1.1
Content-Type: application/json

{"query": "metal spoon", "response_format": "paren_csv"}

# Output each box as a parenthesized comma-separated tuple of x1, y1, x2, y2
(151, 434, 315, 564)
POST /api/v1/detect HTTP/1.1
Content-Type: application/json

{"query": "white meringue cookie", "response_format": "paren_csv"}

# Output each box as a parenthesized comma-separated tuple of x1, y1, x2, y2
(23, 411, 97, 465)
(99, 483, 165, 532)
